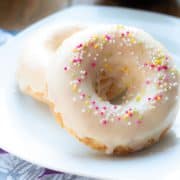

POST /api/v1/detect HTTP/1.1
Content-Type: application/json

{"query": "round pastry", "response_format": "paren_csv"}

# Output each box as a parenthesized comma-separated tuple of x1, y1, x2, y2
(48, 24, 179, 154)
(17, 24, 86, 103)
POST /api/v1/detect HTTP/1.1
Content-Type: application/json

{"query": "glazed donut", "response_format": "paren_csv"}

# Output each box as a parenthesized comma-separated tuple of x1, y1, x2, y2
(48, 25, 179, 154)
(17, 24, 86, 103)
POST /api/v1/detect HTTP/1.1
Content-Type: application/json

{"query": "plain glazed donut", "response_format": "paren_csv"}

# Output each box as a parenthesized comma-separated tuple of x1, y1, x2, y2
(48, 25, 179, 154)
(17, 24, 86, 103)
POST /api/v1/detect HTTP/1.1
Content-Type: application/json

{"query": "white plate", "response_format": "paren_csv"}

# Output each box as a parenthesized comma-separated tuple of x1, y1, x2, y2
(0, 5, 180, 180)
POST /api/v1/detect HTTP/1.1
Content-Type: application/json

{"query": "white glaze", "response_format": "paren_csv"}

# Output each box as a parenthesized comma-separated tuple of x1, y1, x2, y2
(48, 25, 179, 153)
(17, 23, 86, 95)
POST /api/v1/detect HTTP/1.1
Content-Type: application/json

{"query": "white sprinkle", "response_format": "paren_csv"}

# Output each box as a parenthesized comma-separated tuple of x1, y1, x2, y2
(165, 96, 169, 101)
(78, 89, 82, 93)
(127, 121, 132, 126)
(72, 97, 77, 102)
(81, 108, 86, 113)
(94, 111, 98, 115)
(88, 105, 93, 109)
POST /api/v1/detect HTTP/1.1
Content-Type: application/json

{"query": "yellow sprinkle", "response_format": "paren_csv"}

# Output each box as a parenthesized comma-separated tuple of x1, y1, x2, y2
(123, 114, 129, 120)
(130, 37, 136, 44)
(156, 96, 161, 101)
(72, 84, 77, 92)
(121, 66, 129, 73)
(103, 63, 112, 72)
(116, 24, 125, 29)
(154, 56, 165, 65)
(136, 95, 141, 102)
(94, 44, 99, 49)
(85, 100, 90, 105)
(92, 35, 98, 41)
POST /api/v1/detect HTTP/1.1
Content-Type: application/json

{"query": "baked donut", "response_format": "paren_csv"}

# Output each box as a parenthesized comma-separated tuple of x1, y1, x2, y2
(17, 24, 86, 103)
(48, 25, 179, 154)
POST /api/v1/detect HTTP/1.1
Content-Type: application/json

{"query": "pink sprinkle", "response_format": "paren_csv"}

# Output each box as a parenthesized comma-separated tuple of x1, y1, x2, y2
(105, 35, 111, 41)
(135, 120, 142, 125)
(162, 65, 168, 70)
(84, 71, 88, 76)
(150, 64, 155, 68)
(147, 97, 151, 101)
(76, 43, 83, 48)
(91, 62, 96, 68)
(64, 66, 68, 71)
(81, 93, 85, 98)
(125, 110, 128, 114)
(164, 75, 169, 81)
(113, 105, 117, 109)
(126, 31, 130, 35)
(73, 58, 82, 63)
(117, 117, 121, 121)
(146, 80, 151, 85)
(95, 106, 99, 110)
(157, 66, 162, 71)
(100, 111, 104, 116)
(103, 106, 107, 110)
(121, 33, 125, 37)
(165, 56, 168, 60)
(129, 113, 133, 117)
(91, 100, 96, 105)
(73, 59, 77, 63)
(101, 119, 108, 125)
(77, 78, 81, 83)
(129, 108, 132, 111)
(144, 63, 148, 66)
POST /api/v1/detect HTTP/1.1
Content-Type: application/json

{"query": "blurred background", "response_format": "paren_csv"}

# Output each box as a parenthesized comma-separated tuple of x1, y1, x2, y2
(0, 0, 179, 30)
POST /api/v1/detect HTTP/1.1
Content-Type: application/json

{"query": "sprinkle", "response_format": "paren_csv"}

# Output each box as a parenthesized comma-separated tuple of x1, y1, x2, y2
(91, 100, 96, 105)
(135, 95, 141, 102)
(113, 105, 117, 109)
(101, 119, 108, 125)
(72, 97, 77, 102)
(105, 34, 111, 41)
(135, 120, 142, 125)
(64, 66, 68, 71)
(76, 43, 83, 48)
(145, 80, 151, 85)
(95, 106, 99, 110)
(94, 44, 99, 49)
(91, 62, 96, 68)
(123, 114, 129, 120)
(127, 121, 132, 126)
(72, 84, 77, 92)
(81, 108, 86, 113)
(103, 106, 107, 110)
(154, 95, 162, 101)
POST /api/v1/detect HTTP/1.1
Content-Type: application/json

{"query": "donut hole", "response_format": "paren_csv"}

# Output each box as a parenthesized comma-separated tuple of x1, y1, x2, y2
(94, 49, 145, 105)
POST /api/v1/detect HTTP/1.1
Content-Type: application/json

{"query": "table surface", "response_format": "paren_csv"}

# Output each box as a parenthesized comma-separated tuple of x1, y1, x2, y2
(0, 0, 179, 30)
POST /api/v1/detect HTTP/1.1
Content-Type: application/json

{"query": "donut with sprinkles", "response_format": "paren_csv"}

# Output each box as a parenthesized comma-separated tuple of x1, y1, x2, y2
(48, 24, 179, 154)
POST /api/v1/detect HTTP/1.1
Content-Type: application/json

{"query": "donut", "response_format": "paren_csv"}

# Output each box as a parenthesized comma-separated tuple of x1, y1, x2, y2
(48, 24, 179, 154)
(17, 24, 86, 103)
